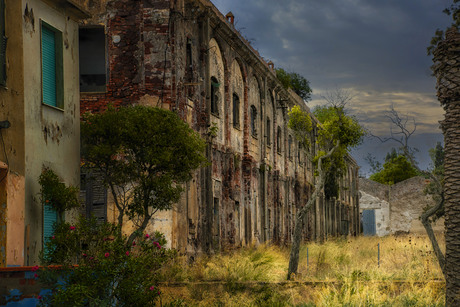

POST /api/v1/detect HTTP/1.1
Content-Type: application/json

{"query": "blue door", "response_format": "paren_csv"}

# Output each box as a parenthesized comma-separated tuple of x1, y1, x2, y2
(362, 209, 376, 236)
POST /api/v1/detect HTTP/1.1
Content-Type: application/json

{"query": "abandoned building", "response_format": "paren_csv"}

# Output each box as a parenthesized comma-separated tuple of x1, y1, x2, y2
(78, 0, 361, 255)
(359, 177, 444, 236)
(0, 0, 88, 267)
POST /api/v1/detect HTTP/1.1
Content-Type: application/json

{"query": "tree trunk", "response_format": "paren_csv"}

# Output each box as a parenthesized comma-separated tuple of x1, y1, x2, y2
(287, 143, 338, 279)
(433, 27, 460, 306)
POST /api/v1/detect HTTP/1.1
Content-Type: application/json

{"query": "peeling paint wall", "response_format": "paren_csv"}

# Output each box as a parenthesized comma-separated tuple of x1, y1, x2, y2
(81, 0, 361, 255)
(0, 0, 84, 266)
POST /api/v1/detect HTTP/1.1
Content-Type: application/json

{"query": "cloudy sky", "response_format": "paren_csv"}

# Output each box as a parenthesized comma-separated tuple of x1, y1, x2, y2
(211, 0, 453, 175)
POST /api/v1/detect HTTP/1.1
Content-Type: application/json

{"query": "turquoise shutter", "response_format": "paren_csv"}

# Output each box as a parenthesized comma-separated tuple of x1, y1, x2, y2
(43, 203, 57, 245)
(42, 25, 57, 107)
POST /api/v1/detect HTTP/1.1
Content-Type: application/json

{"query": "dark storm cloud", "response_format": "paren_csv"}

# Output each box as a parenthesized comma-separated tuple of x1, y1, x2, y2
(212, 0, 451, 92)
(210, 0, 451, 169)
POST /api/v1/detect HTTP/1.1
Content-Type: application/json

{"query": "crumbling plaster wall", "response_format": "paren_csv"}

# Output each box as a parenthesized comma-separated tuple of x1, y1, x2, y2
(359, 177, 444, 235)
(81, 0, 361, 254)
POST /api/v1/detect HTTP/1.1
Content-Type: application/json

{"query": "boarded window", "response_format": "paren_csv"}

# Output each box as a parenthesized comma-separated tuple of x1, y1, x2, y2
(41, 22, 63, 108)
(79, 27, 106, 92)
(81, 170, 107, 224)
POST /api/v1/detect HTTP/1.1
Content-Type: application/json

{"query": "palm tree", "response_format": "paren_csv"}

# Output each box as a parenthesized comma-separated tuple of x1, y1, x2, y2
(433, 26, 460, 306)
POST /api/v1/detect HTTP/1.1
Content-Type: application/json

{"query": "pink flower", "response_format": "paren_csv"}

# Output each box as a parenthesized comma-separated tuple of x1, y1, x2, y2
(82, 253, 87, 257)
(89, 256, 94, 260)
(145, 234, 150, 239)
(37, 295, 42, 300)
(153, 242, 161, 249)
(158, 291, 161, 295)
(125, 251, 129, 256)
(132, 241, 136, 246)
(51, 236, 55, 239)
(69, 226, 76, 230)
(149, 286, 155, 291)
(104, 252, 110, 258)
(31, 265, 39, 272)
(34, 273, 38, 278)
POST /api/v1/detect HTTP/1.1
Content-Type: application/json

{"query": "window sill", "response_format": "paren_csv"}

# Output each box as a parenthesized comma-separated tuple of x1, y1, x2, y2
(211, 112, 220, 119)
(232, 125, 241, 131)
(42, 103, 64, 112)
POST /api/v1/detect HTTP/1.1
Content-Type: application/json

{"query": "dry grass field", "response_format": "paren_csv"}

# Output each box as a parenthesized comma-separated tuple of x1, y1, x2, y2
(158, 234, 445, 306)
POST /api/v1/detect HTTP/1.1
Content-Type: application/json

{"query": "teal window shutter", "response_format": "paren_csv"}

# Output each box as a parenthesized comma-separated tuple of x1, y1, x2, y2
(42, 25, 57, 107)
(43, 203, 57, 246)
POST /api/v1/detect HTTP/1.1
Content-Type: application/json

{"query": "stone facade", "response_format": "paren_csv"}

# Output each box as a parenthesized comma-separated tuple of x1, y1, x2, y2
(79, 0, 360, 254)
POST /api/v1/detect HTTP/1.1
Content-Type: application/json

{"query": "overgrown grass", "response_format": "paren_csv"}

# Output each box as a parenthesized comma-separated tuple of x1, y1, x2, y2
(159, 234, 445, 306)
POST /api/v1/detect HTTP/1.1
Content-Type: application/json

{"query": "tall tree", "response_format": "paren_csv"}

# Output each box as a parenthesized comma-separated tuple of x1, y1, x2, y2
(81, 105, 207, 244)
(286, 93, 365, 279)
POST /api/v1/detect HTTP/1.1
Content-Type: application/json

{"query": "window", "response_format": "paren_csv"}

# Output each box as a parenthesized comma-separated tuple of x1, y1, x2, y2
(41, 22, 63, 108)
(79, 27, 106, 92)
(266, 117, 271, 146)
(277, 126, 282, 154)
(43, 202, 57, 247)
(186, 38, 192, 81)
(288, 135, 293, 160)
(232, 93, 240, 128)
(298, 141, 302, 165)
(0, 0, 6, 86)
(250, 105, 257, 137)
(211, 76, 220, 115)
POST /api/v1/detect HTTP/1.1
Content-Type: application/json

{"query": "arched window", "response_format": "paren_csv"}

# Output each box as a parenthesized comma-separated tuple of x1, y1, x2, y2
(211, 76, 219, 115)
(233, 93, 240, 128)
(250, 105, 257, 137)
(266, 117, 271, 146)
(277, 126, 282, 154)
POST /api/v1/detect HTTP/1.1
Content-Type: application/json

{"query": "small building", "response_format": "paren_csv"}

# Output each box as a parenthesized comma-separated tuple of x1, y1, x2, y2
(359, 177, 444, 236)
(0, 0, 89, 267)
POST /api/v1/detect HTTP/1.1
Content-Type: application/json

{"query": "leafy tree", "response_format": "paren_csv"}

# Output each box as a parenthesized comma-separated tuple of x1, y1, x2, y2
(287, 100, 365, 279)
(369, 153, 418, 185)
(39, 168, 80, 219)
(81, 105, 207, 244)
(38, 216, 172, 306)
(275, 68, 312, 101)
(429, 141, 445, 176)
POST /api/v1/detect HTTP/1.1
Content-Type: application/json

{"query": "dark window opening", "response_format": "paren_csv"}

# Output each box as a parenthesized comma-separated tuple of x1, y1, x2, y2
(298, 141, 302, 165)
(211, 76, 219, 115)
(288, 135, 293, 160)
(266, 117, 271, 146)
(277, 126, 282, 154)
(233, 93, 240, 128)
(79, 27, 106, 92)
(186, 38, 192, 81)
(250, 105, 257, 137)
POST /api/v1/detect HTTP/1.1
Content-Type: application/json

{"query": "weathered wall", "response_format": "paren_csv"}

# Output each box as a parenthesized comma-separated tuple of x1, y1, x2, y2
(359, 177, 444, 235)
(0, 0, 84, 266)
(80, 0, 361, 254)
